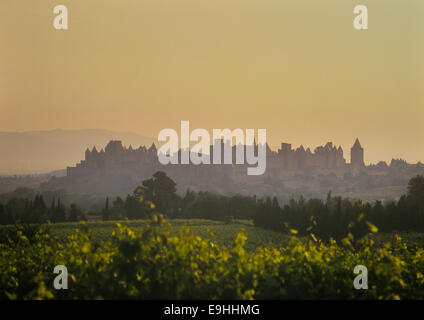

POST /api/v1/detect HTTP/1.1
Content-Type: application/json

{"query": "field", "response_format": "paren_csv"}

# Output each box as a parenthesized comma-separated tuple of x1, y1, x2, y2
(5, 217, 424, 250)
(47, 218, 424, 250)
(48, 219, 289, 251)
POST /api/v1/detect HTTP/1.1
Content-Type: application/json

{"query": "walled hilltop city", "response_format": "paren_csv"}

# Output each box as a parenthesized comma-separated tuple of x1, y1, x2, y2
(67, 138, 365, 177)
(41, 138, 424, 200)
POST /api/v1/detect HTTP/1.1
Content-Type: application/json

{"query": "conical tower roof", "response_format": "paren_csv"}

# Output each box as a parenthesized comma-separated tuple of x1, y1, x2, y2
(352, 138, 362, 149)
(148, 143, 157, 152)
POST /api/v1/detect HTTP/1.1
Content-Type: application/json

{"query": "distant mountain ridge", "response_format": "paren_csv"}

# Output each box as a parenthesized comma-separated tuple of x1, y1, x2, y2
(0, 129, 156, 174)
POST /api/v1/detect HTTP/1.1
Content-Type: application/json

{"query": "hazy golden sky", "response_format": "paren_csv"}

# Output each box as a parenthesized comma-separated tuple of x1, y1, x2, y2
(1, 0, 423, 164)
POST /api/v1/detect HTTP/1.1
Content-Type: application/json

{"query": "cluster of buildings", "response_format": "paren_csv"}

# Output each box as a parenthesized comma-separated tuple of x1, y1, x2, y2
(67, 138, 366, 179)
(266, 138, 364, 173)
(41, 137, 422, 197)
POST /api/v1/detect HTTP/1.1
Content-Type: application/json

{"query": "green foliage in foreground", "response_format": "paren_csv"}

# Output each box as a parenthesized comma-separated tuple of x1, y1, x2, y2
(1, 216, 424, 300)
(47, 219, 285, 251)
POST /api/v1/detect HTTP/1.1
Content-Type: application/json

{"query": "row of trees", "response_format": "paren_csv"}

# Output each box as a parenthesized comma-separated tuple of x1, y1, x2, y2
(254, 175, 424, 239)
(2, 171, 424, 241)
(101, 172, 424, 239)
(0, 195, 85, 225)
(0, 171, 257, 225)
(101, 171, 257, 221)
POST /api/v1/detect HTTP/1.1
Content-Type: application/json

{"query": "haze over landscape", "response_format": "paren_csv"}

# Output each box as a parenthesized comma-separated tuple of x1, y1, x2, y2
(1, 0, 423, 172)
(0, 129, 156, 174)
(2, 1, 424, 302)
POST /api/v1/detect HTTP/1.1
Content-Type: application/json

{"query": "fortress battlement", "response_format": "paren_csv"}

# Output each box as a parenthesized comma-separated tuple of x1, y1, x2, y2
(67, 139, 365, 178)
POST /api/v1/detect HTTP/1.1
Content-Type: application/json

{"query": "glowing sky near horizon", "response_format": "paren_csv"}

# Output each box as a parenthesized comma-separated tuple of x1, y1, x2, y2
(0, 0, 423, 164)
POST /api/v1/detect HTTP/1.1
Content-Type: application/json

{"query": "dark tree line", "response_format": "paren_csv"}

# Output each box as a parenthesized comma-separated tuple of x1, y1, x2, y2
(2, 171, 424, 241)
(101, 171, 256, 222)
(0, 195, 85, 225)
(100, 173, 424, 240)
(254, 175, 424, 239)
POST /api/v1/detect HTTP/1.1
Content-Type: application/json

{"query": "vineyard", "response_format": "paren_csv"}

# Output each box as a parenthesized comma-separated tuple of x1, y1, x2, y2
(1, 216, 424, 300)
(49, 219, 287, 251)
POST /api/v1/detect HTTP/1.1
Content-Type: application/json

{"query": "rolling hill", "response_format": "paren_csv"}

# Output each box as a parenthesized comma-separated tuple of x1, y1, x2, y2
(0, 129, 156, 175)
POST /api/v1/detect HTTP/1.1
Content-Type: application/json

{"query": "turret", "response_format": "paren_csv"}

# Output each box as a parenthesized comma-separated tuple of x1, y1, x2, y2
(350, 138, 364, 167)
(105, 140, 124, 155)
(148, 143, 157, 153)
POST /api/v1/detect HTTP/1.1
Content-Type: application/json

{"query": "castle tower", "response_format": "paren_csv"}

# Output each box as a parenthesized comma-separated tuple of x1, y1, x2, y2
(105, 140, 124, 156)
(350, 138, 364, 167)
(148, 143, 157, 153)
